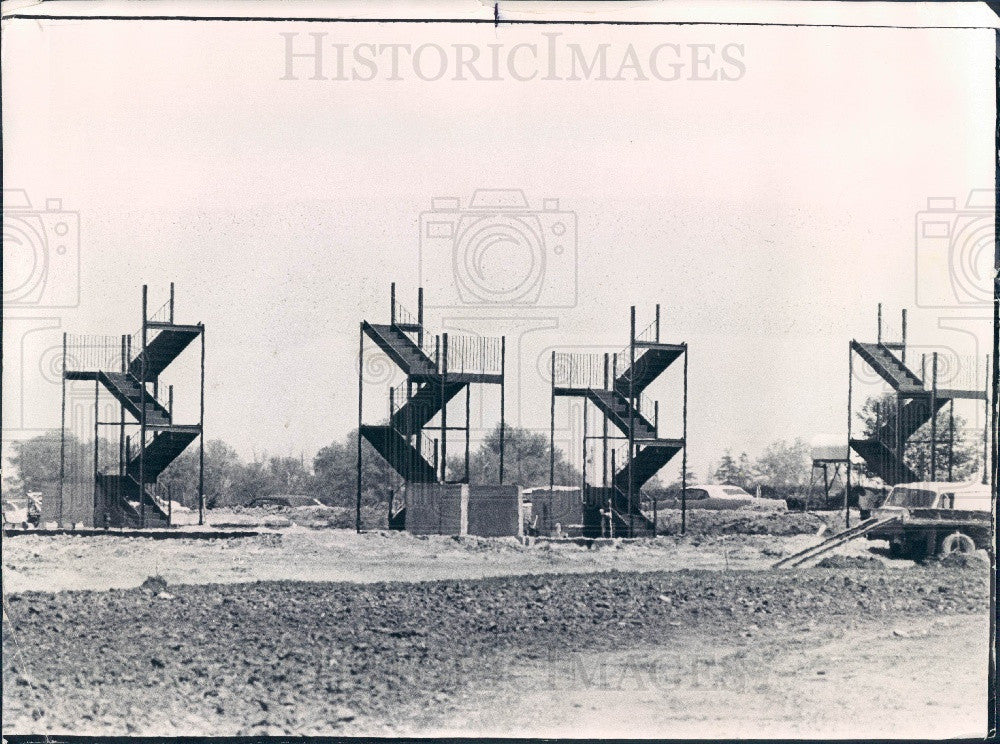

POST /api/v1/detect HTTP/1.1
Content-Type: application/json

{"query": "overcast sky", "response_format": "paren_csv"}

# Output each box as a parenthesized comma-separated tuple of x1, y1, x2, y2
(3, 3, 995, 481)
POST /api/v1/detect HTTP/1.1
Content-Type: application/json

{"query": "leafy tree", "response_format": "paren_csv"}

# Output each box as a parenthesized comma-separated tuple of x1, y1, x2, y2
(8, 431, 115, 495)
(858, 393, 981, 481)
(712, 450, 757, 489)
(448, 423, 581, 486)
(313, 429, 397, 507)
(160, 439, 242, 508)
(754, 438, 811, 488)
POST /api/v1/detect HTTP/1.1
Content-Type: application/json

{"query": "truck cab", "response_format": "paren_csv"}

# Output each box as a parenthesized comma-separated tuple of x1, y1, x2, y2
(869, 481, 992, 559)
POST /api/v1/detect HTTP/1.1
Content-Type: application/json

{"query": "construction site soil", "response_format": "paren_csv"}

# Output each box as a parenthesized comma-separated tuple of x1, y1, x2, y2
(2, 561, 990, 737)
(3, 510, 870, 594)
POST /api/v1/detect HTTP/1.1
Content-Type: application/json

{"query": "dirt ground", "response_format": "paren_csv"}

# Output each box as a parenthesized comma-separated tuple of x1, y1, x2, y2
(2, 564, 989, 737)
(1, 508, 877, 594)
(1, 509, 992, 738)
(424, 613, 989, 739)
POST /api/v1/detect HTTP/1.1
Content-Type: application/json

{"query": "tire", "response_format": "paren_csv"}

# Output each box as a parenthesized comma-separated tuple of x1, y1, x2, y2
(938, 531, 976, 556)
(888, 540, 906, 559)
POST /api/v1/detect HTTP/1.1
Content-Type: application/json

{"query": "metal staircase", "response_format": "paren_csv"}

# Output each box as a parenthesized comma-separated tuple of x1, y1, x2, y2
(62, 284, 205, 528)
(552, 305, 689, 538)
(356, 285, 506, 531)
(848, 307, 988, 488)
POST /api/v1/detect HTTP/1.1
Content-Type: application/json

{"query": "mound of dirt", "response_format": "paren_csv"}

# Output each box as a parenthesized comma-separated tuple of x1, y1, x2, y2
(815, 555, 885, 570)
(139, 575, 168, 593)
(656, 509, 824, 537)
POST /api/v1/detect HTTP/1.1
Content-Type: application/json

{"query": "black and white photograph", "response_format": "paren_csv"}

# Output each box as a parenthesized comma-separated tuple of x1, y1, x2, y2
(1, 0, 997, 738)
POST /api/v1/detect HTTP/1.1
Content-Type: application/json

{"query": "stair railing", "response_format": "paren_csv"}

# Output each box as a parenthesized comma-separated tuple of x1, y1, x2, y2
(392, 299, 421, 329)
(445, 334, 503, 375)
(633, 317, 658, 344)
(921, 352, 986, 394)
(64, 334, 121, 373)
(552, 351, 604, 389)
(147, 296, 173, 324)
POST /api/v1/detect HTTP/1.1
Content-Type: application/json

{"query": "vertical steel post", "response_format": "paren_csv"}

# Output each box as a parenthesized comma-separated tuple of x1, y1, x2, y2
(895, 394, 903, 484)
(877, 302, 882, 345)
(984, 354, 990, 485)
(930, 353, 938, 480)
(602, 353, 609, 495)
(406, 377, 413, 484)
(93, 378, 99, 526)
(440, 333, 448, 482)
(549, 351, 556, 494)
(119, 336, 126, 526)
(901, 308, 907, 365)
(464, 384, 471, 483)
(356, 323, 364, 533)
(822, 463, 830, 504)
(499, 336, 506, 485)
(169, 282, 175, 324)
(948, 398, 955, 481)
(417, 287, 424, 349)
(59, 333, 67, 527)
(846, 343, 853, 529)
(682, 343, 689, 536)
(582, 396, 588, 494)
(140, 285, 147, 528)
(390, 282, 396, 326)
(610, 449, 616, 539)
(655, 303, 661, 343)
(628, 307, 635, 537)
(199, 326, 205, 526)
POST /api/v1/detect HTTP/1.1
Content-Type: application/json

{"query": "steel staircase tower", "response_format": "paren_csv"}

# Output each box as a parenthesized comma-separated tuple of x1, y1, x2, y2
(62, 283, 205, 528)
(356, 284, 506, 531)
(847, 305, 988, 489)
(551, 305, 688, 538)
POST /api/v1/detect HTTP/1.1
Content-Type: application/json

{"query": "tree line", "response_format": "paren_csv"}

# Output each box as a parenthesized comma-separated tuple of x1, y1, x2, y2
(3, 394, 982, 509)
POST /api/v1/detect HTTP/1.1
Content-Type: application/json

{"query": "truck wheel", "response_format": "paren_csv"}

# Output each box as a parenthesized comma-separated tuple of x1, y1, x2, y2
(939, 531, 976, 556)
(888, 540, 906, 559)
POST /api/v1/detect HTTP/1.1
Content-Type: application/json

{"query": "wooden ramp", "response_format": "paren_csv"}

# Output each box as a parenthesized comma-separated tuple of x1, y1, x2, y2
(772, 516, 899, 568)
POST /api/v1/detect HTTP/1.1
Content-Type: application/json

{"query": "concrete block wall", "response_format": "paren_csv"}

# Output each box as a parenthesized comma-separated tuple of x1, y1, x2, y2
(467, 485, 523, 538)
(405, 483, 467, 535)
(529, 488, 583, 536)
(41, 485, 94, 528)
(404, 483, 523, 537)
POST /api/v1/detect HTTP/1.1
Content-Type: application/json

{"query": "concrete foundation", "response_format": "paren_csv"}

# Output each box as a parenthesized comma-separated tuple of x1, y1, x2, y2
(526, 487, 584, 536)
(41, 486, 94, 528)
(405, 483, 522, 537)
(405, 483, 468, 536)
(467, 485, 523, 538)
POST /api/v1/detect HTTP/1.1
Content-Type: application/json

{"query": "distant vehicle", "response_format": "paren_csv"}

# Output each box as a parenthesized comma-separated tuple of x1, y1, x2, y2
(659, 485, 786, 511)
(2, 493, 41, 528)
(867, 481, 992, 559)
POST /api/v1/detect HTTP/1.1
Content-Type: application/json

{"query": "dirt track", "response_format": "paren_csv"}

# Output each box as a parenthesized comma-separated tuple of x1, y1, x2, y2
(0, 511, 876, 594)
(2, 563, 989, 737)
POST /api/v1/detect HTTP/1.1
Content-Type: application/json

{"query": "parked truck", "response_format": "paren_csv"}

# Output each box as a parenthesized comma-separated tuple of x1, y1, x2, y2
(866, 481, 993, 559)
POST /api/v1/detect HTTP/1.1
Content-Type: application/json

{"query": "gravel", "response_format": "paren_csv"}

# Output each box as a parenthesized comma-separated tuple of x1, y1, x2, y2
(2, 563, 987, 736)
